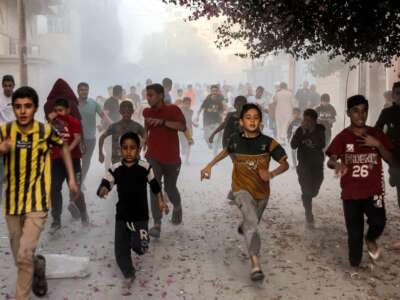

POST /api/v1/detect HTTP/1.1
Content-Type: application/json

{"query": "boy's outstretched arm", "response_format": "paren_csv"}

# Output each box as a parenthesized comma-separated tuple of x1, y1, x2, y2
(201, 148, 229, 180)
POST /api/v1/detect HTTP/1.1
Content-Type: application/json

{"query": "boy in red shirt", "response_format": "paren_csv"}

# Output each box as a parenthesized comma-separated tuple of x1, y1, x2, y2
(326, 95, 393, 267)
(49, 98, 88, 232)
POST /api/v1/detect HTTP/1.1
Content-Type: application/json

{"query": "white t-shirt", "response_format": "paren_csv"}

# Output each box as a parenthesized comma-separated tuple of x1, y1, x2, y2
(0, 93, 14, 123)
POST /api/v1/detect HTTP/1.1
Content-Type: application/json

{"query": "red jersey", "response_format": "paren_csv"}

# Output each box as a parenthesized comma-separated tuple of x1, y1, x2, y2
(326, 126, 393, 200)
(51, 114, 82, 160)
(143, 104, 186, 164)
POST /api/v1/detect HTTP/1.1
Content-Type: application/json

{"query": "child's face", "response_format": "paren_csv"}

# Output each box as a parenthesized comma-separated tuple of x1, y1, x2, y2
(292, 111, 300, 119)
(240, 108, 261, 133)
(348, 104, 368, 128)
(54, 105, 69, 116)
(182, 100, 191, 109)
(121, 139, 139, 163)
(393, 87, 400, 102)
(120, 109, 133, 120)
(302, 115, 316, 130)
(321, 100, 329, 106)
(13, 98, 37, 127)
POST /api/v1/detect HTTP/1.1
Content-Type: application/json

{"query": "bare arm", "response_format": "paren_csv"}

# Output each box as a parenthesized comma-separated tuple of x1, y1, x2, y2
(98, 131, 111, 163)
(201, 148, 230, 180)
(69, 133, 81, 152)
(60, 143, 79, 195)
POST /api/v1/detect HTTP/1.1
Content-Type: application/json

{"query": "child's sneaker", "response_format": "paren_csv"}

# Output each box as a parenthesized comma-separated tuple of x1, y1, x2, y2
(149, 224, 161, 238)
(171, 206, 182, 225)
(250, 267, 265, 281)
(68, 201, 81, 220)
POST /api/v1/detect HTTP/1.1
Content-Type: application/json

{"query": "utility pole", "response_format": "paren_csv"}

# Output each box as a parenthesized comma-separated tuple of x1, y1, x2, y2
(18, 0, 28, 85)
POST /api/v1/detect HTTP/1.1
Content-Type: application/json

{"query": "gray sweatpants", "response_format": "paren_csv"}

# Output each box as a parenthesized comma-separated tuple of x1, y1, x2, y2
(234, 190, 268, 257)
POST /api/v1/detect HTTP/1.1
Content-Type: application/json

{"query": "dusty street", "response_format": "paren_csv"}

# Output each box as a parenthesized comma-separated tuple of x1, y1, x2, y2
(1, 132, 400, 300)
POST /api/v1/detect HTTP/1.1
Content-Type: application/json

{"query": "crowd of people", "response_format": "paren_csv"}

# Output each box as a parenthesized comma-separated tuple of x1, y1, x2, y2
(0, 73, 400, 299)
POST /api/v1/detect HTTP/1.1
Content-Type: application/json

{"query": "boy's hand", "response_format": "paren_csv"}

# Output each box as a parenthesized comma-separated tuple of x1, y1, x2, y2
(0, 137, 13, 154)
(99, 152, 105, 163)
(201, 165, 212, 181)
(146, 118, 163, 127)
(68, 179, 80, 199)
(258, 169, 272, 182)
(98, 186, 109, 198)
(360, 134, 381, 148)
(334, 161, 348, 178)
(48, 112, 57, 122)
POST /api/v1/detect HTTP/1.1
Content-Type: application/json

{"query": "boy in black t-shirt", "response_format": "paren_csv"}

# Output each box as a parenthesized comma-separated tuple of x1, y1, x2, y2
(315, 93, 336, 146)
(291, 109, 325, 228)
(97, 132, 169, 292)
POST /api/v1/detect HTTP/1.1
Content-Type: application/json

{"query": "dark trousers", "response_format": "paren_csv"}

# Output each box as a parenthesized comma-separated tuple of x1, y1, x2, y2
(325, 127, 332, 147)
(81, 138, 96, 184)
(51, 159, 87, 222)
(114, 220, 149, 278)
(297, 164, 323, 221)
(388, 166, 400, 208)
(342, 198, 386, 266)
(147, 158, 182, 224)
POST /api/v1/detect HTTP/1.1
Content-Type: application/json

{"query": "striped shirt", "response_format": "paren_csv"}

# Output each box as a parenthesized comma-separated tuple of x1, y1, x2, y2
(0, 121, 63, 215)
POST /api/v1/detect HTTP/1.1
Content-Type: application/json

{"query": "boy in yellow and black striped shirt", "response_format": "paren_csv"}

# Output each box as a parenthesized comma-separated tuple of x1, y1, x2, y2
(0, 86, 79, 299)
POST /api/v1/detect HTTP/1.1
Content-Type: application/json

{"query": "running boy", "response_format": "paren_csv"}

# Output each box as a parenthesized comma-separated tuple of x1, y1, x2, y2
(315, 93, 336, 146)
(290, 109, 325, 228)
(97, 132, 169, 292)
(0, 87, 79, 299)
(99, 101, 145, 165)
(208, 95, 247, 148)
(180, 97, 194, 164)
(48, 98, 89, 231)
(201, 103, 289, 281)
(326, 95, 393, 267)
(287, 107, 302, 168)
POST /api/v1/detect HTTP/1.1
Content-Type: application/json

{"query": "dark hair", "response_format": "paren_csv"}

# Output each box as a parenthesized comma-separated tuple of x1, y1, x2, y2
(113, 85, 123, 97)
(234, 95, 247, 108)
(12, 86, 39, 107)
(146, 83, 164, 98)
(240, 103, 262, 121)
(77, 82, 89, 89)
(2, 75, 15, 85)
(347, 95, 369, 111)
(54, 97, 70, 109)
(210, 84, 219, 90)
(183, 96, 191, 103)
(303, 108, 318, 120)
(280, 82, 288, 89)
(392, 81, 400, 91)
(119, 100, 134, 112)
(120, 132, 140, 147)
(321, 93, 330, 102)
(162, 77, 173, 88)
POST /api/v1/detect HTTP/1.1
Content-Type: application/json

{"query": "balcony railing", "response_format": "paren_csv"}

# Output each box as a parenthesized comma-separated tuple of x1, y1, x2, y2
(0, 33, 40, 58)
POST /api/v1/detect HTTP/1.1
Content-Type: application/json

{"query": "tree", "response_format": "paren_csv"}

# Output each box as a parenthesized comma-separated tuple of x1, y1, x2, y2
(164, 0, 400, 65)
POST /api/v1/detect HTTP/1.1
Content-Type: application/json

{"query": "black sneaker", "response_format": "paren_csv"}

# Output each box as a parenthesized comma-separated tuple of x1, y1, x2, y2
(32, 255, 48, 297)
(149, 224, 161, 238)
(171, 206, 182, 225)
(237, 224, 244, 235)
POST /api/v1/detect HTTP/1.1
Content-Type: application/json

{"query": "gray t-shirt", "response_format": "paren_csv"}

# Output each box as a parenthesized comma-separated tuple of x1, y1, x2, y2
(78, 98, 101, 139)
(105, 119, 145, 163)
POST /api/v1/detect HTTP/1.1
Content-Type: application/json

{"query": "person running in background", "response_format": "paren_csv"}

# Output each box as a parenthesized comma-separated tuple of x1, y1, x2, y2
(326, 95, 393, 267)
(77, 82, 109, 189)
(184, 84, 196, 108)
(209, 95, 247, 149)
(291, 109, 325, 228)
(162, 77, 173, 104)
(99, 101, 144, 165)
(0, 86, 79, 299)
(295, 80, 312, 113)
(274, 82, 294, 144)
(143, 84, 186, 238)
(382, 90, 393, 109)
(180, 97, 194, 165)
(309, 84, 320, 109)
(0, 75, 15, 123)
(195, 84, 225, 155)
(375, 81, 400, 249)
(201, 103, 289, 282)
(48, 98, 89, 231)
(97, 132, 169, 294)
(287, 107, 302, 168)
(315, 93, 337, 147)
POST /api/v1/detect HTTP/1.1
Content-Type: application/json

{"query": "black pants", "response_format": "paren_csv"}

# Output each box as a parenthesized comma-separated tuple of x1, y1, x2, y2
(388, 166, 400, 208)
(297, 164, 323, 220)
(147, 158, 182, 224)
(81, 138, 96, 184)
(342, 198, 386, 267)
(115, 220, 149, 278)
(51, 159, 87, 222)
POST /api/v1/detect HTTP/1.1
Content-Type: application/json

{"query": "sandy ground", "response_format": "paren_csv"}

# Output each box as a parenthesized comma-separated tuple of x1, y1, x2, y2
(0, 129, 400, 300)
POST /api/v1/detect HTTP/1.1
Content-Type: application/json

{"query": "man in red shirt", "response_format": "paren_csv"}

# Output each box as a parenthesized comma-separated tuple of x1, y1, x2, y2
(326, 95, 393, 267)
(143, 84, 186, 238)
(49, 98, 88, 232)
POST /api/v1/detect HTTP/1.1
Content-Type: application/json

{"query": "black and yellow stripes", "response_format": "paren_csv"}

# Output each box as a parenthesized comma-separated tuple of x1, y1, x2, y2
(0, 121, 63, 215)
